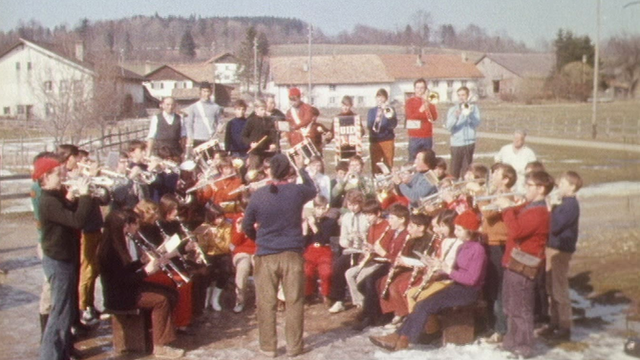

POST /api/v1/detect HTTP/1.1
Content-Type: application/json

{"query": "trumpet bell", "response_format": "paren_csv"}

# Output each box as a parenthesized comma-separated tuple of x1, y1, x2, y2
(179, 160, 197, 172)
(428, 92, 440, 104)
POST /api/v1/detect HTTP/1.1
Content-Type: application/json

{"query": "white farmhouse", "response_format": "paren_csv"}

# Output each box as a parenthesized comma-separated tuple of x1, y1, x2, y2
(0, 38, 145, 121)
(266, 53, 484, 109)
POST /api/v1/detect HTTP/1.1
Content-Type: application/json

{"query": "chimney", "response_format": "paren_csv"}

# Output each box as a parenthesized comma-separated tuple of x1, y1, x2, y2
(461, 52, 468, 63)
(75, 41, 85, 62)
(416, 54, 424, 67)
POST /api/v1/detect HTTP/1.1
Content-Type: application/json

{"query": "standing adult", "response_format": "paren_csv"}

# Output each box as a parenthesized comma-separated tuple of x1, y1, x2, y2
(285, 87, 314, 147)
(405, 78, 438, 162)
(494, 130, 537, 192)
(36, 157, 91, 360)
(446, 86, 481, 179)
(367, 89, 398, 174)
(147, 97, 185, 158)
(242, 99, 278, 169)
(242, 154, 317, 357)
(265, 94, 286, 152)
(185, 82, 224, 149)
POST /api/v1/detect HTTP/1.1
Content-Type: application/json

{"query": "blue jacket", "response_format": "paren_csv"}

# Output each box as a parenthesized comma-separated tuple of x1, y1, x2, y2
(548, 196, 580, 253)
(445, 104, 481, 147)
(367, 106, 397, 143)
(242, 169, 317, 256)
(398, 172, 437, 208)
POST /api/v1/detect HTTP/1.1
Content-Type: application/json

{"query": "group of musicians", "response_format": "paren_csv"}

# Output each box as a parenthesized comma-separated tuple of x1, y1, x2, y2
(33, 79, 580, 360)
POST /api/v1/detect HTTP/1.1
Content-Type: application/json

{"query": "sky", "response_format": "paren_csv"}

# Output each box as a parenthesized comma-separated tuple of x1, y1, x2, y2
(2, 0, 639, 48)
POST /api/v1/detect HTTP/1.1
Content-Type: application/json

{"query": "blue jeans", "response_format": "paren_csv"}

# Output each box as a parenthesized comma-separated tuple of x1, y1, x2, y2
(398, 283, 478, 343)
(408, 137, 433, 162)
(40, 255, 78, 360)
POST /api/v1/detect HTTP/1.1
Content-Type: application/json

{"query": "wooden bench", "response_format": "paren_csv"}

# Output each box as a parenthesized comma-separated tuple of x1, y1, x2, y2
(104, 308, 152, 354)
(424, 300, 487, 346)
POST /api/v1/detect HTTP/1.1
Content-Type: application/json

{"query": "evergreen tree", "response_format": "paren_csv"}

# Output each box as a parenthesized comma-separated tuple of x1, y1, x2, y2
(179, 29, 197, 59)
(554, 29, 595, 72)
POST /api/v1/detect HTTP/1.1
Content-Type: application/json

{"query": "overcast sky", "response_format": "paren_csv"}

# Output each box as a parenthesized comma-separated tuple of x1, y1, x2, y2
(2, 0, 639, 47)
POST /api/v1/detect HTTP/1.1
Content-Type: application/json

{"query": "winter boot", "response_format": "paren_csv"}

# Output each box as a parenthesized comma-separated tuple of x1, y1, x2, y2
(210, 287, 223, 311)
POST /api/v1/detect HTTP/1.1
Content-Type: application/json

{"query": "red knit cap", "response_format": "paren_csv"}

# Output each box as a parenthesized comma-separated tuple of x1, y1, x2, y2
(454, 210, 481, 231)
(288, 87, 301, 98)
(32, 157, 61, 180)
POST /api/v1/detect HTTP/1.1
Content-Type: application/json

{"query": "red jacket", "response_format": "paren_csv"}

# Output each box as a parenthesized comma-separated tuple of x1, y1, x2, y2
(231, 222, 256, 255)
(501, 201, 550, 267)
(405, 97, 438, 138)
(285, 102, 314, 146)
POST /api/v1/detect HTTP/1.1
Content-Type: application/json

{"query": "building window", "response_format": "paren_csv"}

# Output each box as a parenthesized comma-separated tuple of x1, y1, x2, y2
(60, 80, 69, 92)
(44, 81, 53, 92)
(493, 80, 500, 94)
(329, 85, 336, 91)
(27, 62, 32, 70)
(160, 83, 164, 89)
(461, 80, 467, 87)
(432, 80, 439, 88)
(329, 96, 336, 104)
(17, 105, 25, 114)
(357, 96, 364, 105)
(447, 80, 454, 88)
(16, 62, 20, 71)
(45, 103, 54, 116)
(3, 107, 10, 115)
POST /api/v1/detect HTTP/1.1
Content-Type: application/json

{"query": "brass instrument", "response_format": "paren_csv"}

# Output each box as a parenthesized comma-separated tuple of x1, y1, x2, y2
(177, 219, 209, 266)
(413, 192, 444, 215)
(62, 177, 112, 200)
(474, 191, 524, 210)
(383, 104, 396, 119)
(132, 232, 190, 287)
(427, 91, 440, 104)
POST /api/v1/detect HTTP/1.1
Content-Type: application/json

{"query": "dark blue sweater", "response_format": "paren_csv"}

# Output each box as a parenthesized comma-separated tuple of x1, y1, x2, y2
(242, 169, 317, 256)
(225, 117, 249, 156)
(548, 196, 580, 253)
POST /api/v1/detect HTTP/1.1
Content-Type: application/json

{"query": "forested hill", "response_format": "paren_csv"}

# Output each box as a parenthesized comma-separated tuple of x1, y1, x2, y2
(1, 14, 530, 62)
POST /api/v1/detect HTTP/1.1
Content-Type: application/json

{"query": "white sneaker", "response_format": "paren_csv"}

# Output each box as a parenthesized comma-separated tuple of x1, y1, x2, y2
(233, 302, 244, 313)
(390, 315, 404, 325)
(80, 308, 99, 326)
(153, 345, 185, 358)
(328, 301, 345, 314)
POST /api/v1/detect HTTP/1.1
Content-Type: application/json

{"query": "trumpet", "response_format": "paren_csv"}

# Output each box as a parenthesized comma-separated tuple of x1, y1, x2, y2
(62, 177, 112, 200)
(424, 91, 440, 104)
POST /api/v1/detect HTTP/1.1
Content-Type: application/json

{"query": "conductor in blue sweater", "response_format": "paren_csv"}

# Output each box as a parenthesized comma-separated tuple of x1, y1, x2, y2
(242, 153, 317, 357)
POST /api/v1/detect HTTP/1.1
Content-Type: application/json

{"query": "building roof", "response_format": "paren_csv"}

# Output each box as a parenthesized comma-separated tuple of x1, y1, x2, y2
(270, 54, 394, 85)
(0, 38, 144, 81)
(205, 52, 238, 64)
(171, 63, 216, 83)
(145, 65, 196, 81)
(476, 53, 556, 79)
(378, 54, 484, 80)
(172, 87, 201, 101)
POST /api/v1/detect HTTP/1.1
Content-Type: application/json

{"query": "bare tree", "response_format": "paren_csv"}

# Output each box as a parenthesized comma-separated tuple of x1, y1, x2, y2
(604, 33, 640, 98)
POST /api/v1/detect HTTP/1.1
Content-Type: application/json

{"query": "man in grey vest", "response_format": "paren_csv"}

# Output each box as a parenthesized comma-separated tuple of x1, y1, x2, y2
(146, 96, 185, 157)
(185, 82, 224, 149)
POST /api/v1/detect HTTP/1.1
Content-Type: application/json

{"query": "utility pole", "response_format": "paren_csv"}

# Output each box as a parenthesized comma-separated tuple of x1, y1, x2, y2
(591, 0, 601, 139)
(253, 36, 258, 100)
(308, 24, 313, 105)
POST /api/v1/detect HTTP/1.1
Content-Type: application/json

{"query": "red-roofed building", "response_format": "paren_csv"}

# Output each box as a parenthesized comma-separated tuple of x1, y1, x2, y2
(267, 53, 484, 108)
(475, 53, 555, 99)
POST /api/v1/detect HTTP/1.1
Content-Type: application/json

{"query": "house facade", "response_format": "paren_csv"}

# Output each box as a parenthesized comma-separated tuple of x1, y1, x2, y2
(0, 38, 145, 121)
(267, 53, 484, 109)
(475, 53, 555, 99)
(206, 53, 240, 85)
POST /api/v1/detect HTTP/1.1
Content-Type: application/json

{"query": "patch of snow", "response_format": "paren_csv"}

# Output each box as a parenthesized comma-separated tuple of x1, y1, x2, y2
(579, 182, 640, 198)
